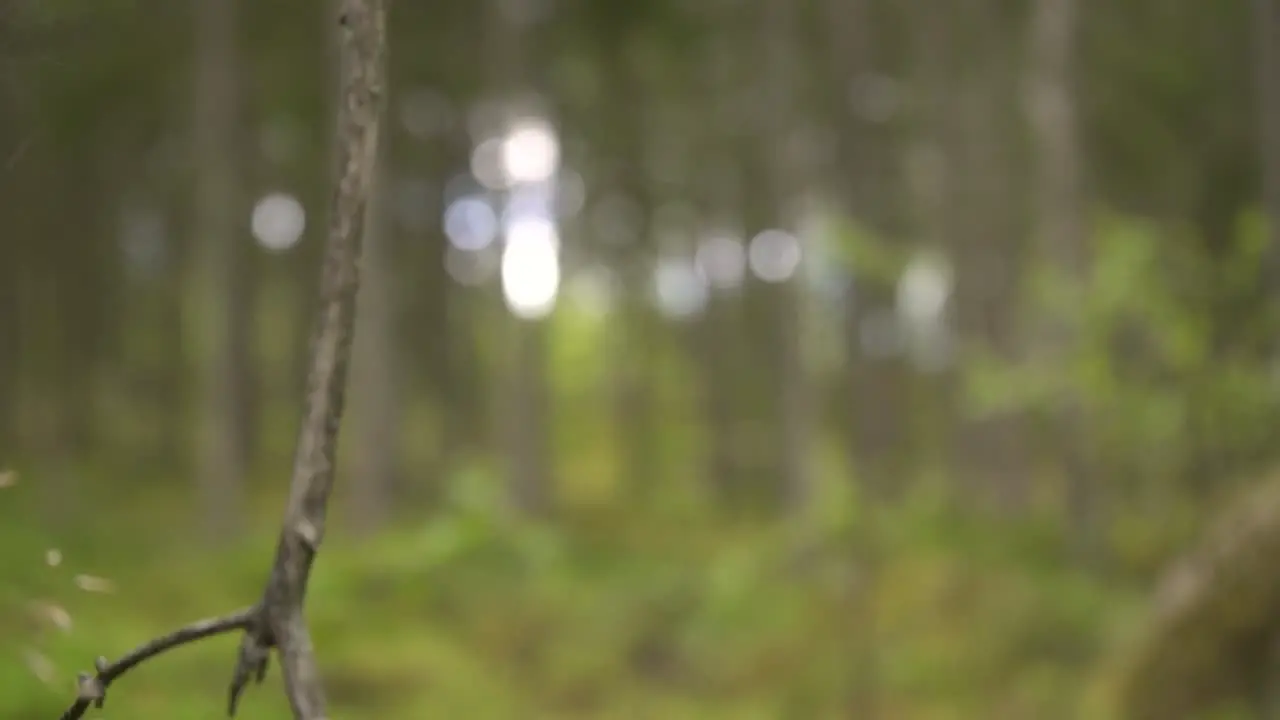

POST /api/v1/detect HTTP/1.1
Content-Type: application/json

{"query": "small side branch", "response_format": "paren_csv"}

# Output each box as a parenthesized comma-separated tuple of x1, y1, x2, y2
(59, 606, 257, 720)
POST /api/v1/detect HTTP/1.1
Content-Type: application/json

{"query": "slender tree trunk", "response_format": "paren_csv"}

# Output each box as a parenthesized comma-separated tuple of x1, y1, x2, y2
(696, 9, 748, 509)
(945, 0, 1030, 512)
(690, 161, 742, 506)
(42, 139, 113, 520)
(0, 94, 18, 451)
(1258, 0, 1280, 285)
(604, 40, 660, 502)
(1026, 0, 1094, 557)
(760, 0, 814, 515)
(1261, 631, 1280, 719)
(898, 0, 958, 486)
(694, 268, 741, 506)
(193, 0, 250, 537)
(814, 0, 904, 712)
(396, 129, 451, 499)
(0, 226, 17, 450)
(614, 244, 659, 501)
(487, 0, 553, 515)
(417, 145, 458, 506)
(504, 322, 552, 513)
(819, 0, 911, 502)
(737, 148, 785, 508)
(347, 137, 401, 534)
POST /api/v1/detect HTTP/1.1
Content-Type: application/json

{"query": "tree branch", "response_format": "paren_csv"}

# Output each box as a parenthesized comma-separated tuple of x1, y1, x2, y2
(58, 607, 256, 720)
(54, 1, 386, 718)
(227, 1, 387, 718)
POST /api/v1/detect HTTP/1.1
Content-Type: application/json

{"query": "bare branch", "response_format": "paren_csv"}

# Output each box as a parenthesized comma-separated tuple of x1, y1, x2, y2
(58, 606, 256, 720)
(228, 1, 387, 718)
(52, 1, 386, 718)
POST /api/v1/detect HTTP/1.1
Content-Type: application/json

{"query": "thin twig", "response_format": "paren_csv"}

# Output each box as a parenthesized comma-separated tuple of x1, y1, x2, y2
(59, 606, 257, 720)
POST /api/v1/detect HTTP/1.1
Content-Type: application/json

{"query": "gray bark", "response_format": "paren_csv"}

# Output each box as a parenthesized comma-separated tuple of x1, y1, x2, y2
(228, 2, 387, 716)
(61, 2, 388, 718)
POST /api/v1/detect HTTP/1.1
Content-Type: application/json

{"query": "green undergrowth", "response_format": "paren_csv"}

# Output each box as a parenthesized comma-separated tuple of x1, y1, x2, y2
(1, 479, 1143, 719)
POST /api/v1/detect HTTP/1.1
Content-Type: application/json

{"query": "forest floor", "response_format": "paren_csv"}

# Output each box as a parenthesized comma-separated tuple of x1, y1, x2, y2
(2, 475, 1147, 719)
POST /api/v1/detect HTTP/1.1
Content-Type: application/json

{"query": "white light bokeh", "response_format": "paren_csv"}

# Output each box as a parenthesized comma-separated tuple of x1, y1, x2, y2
(504, 183, 556, 226)
(897, 252, 952, 325)
(501, 217, 561, 319)
(444, 195, 499, 251)
(251, 192, 306, 252)
(652, 257, 708, 320)
(897, 251, 954, 372)
(695, 234, 747, 289)
(748, 229, 802, 283)
(796, 214, 849, 301)
(502, 118, 560, 185)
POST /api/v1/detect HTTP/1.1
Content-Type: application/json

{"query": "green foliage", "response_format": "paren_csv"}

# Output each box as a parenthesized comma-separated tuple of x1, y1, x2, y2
(966, 212, 1280, 518)
(823, 209, 911, 285)
(2, 477, 1139, 719)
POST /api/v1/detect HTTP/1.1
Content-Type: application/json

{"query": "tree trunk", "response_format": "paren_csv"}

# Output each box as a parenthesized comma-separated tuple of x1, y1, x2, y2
(503, 321, 552, 514)
(486, 0, 554, 515)
(1026, 0, 1094, 557)
(761, 0, 815, 516)
(193, 0, 251, 537)
(695, 6, 749, 508)
(0, 215, 18, 450)
(943, 0, 1030, 512)
(1258, 0, 1280, 286)
(812, 0, 905, 713)
(818, 0, 911, 503)
(347, 137, 401, 534)
(605, 40, 660, 503)
(420, 146, 458, 504)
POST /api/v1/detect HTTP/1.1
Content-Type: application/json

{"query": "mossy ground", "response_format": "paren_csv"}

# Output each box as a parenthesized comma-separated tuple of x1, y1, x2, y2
(1, 472, 1153, 720)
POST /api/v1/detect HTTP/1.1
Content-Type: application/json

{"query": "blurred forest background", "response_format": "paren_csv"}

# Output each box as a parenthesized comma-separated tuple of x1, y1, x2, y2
(3, 0, 1280, 717)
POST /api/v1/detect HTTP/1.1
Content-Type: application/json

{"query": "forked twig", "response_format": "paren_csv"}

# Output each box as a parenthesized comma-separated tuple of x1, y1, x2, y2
(58, 607, 257, 720)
